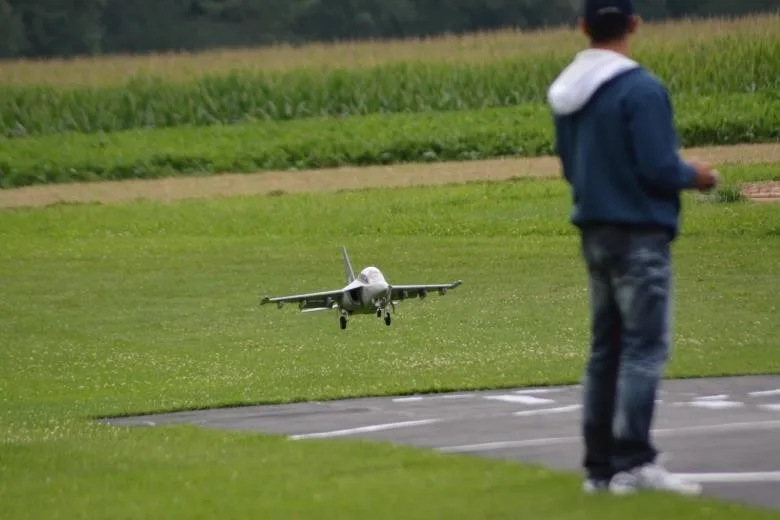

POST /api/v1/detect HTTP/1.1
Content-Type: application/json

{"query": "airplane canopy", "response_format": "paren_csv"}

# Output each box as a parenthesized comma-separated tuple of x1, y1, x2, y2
(358, 266, 385, 284)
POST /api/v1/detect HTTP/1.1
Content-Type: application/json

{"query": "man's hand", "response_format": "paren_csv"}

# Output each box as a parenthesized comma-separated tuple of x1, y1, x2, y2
(688, 158, 720, 192)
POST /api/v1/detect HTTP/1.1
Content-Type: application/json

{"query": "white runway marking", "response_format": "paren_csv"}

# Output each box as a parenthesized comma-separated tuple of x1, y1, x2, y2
(392, 394, 476, 402)
(682, 400, 745, 410)
(289, 419, 440, 440)
(484, 395, 557, 405)
(437, 420, 780, 453)
(513, 405, 582, 417)
(676, 471, 780, 483)
(513, 388, 566, 395)
(438, 435, 578, 453)
(695, 394, 729, 401)
(750, 389, 780, 397)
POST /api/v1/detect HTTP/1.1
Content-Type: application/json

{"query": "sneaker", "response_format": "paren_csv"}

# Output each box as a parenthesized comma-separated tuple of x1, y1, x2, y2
(609, 463, 702, 496)
(583, 478, 611, 494)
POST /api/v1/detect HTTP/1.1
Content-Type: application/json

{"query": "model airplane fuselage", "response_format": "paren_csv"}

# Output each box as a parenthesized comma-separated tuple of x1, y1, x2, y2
(260, 247, 462, 329)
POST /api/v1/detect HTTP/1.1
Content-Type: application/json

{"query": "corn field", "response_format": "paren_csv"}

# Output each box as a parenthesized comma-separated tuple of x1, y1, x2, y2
(1, 15, 779, 138)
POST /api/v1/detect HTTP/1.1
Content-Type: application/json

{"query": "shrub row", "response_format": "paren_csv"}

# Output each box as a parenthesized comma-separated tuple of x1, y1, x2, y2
(1, 31, 779, 138)
(1, 93, 778, 189)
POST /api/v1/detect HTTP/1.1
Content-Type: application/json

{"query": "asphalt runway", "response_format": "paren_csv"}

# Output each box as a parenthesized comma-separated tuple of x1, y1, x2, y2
(105, 375, 780, 511)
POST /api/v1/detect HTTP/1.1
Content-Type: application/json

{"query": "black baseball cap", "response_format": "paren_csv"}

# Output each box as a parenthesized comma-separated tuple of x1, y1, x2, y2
(584, 0, 635, 23)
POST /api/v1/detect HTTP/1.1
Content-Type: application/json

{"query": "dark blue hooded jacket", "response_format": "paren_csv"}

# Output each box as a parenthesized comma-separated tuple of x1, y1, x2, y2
(547, 49, 697, 239)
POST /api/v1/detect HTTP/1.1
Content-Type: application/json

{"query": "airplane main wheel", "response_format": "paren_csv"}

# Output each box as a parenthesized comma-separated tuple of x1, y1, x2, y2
(384, 314, 391, 326)
(340, 316, 347, 330)
(376, 309, 382, 318)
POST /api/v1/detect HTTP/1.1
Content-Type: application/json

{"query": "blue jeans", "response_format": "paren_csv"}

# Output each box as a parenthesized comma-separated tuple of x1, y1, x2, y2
(579, 225, 673, 480)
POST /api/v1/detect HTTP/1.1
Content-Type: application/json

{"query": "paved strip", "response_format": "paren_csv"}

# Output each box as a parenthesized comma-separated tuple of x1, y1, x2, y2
(103, 375, 780, 511)
(2, 143, 779, 209)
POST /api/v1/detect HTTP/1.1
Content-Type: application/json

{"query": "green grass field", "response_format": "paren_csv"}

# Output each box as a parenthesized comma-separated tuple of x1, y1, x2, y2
(2, 13, 779, 516)
(2, 161, 779, 518)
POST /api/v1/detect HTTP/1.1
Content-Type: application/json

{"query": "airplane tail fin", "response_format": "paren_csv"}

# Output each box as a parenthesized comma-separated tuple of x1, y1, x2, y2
(342, 246, 356, 284)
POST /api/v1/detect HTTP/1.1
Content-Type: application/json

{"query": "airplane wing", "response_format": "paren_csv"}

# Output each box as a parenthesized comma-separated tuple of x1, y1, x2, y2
(390, 281, 463, 301)
(260, 289, 344, 311)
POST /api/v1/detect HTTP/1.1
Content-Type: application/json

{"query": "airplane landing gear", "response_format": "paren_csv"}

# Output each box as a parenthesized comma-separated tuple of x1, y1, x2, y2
(339, 310, 349, 330)
(376, 308, 382, 318)
(384, 313, 392, 326)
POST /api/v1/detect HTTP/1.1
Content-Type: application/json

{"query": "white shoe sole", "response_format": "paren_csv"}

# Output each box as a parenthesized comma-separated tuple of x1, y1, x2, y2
(609, 481, 702, 496)
(608, 484, 636, 496)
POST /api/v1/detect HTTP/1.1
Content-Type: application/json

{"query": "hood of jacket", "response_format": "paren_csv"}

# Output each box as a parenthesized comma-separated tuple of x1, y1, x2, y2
(547, 48, 640, 116)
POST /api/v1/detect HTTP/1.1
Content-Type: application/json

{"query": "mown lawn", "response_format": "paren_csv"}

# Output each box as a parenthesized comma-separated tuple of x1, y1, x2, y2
(1, 163, 778, 518)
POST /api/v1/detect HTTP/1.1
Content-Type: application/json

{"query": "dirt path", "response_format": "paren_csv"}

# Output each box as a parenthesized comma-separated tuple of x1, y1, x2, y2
(1, 143, 779, 209)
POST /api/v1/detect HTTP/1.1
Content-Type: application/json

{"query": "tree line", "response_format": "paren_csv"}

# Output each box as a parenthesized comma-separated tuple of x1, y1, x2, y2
(1, 0, 778, 60)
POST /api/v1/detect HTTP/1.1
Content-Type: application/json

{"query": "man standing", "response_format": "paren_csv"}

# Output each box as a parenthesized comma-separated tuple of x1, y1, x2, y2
(547, 0, 719, 496)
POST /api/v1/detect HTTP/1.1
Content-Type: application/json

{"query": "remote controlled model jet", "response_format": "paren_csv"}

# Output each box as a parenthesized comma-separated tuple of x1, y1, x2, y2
(260, 247, 462, 330)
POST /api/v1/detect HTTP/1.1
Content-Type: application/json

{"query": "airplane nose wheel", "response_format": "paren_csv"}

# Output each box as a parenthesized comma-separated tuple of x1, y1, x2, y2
(340, 316, 348, 330)
(384, 313, 391, 326)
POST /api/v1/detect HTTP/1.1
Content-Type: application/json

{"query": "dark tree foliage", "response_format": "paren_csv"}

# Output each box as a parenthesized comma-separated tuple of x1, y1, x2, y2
(1, 0, 778, 59)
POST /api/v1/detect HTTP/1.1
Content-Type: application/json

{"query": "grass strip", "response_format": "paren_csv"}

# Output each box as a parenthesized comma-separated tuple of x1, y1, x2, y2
(2, 92, 779, 189)
(2, 165, 779, 518)
(1, 164, 779, 518)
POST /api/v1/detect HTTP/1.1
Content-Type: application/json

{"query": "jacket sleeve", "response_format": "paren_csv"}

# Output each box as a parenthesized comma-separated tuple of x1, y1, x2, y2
(626, 79, 697, 194)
